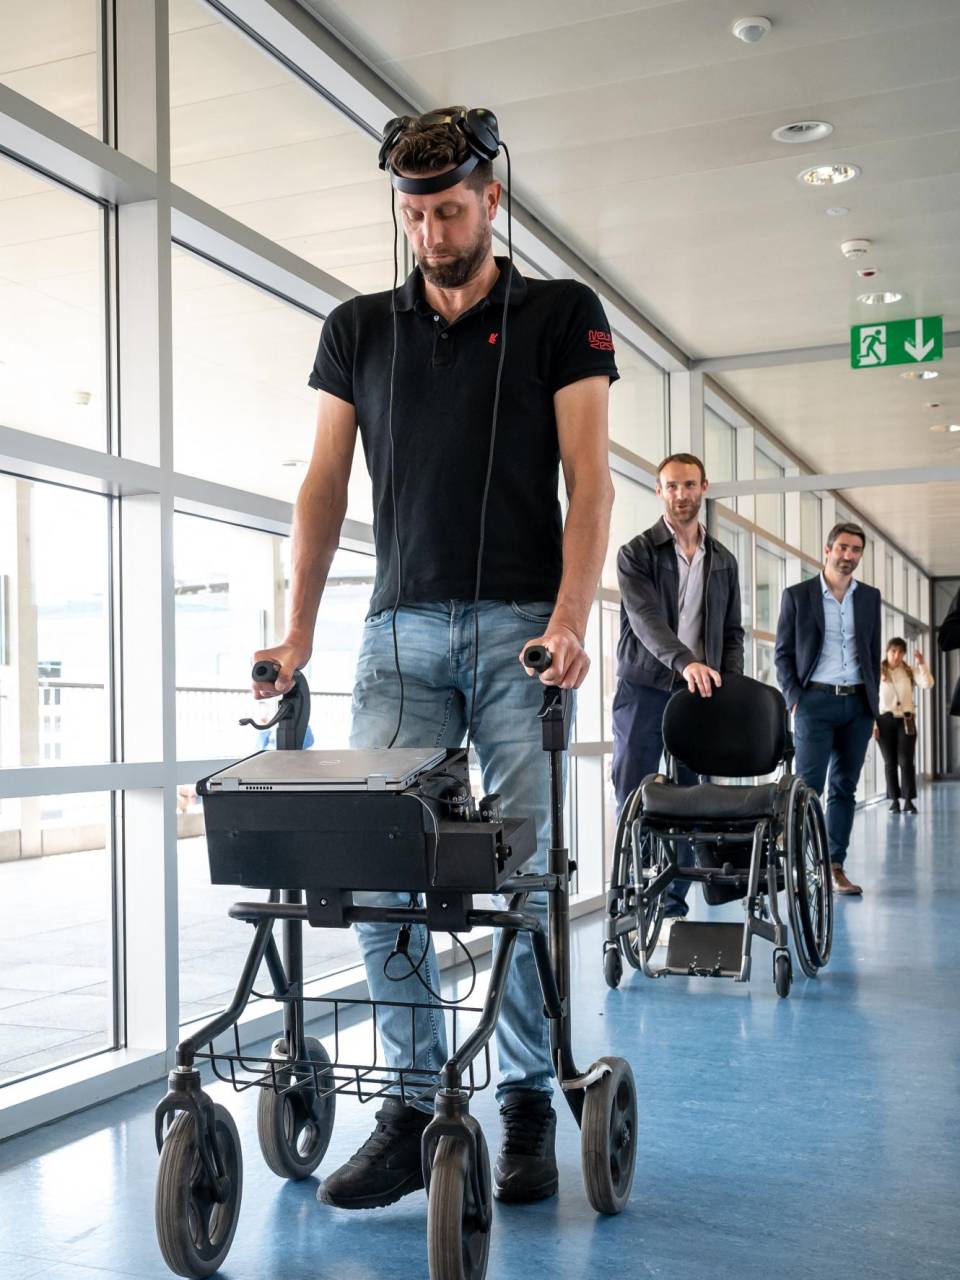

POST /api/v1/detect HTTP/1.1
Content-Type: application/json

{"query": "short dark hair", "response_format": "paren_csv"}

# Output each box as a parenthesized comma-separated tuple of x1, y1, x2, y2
(886, 636, 907, 652)
(386, 107, 493, 193)
(656, 453, 706, 484)
(825, 520, 866, 550)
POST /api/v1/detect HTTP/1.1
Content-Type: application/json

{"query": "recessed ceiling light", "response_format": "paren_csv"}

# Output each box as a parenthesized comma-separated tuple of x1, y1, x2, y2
(826, 206, 850, 216)
(930, 424, 947, 433)
(798, 163, 860, 186)
(732, 16, 772, 43)
(950, 424, 960, 433)
(857, 290, 903, 305)
(900, 368, 939, 380)
(772, 120, 833, 144)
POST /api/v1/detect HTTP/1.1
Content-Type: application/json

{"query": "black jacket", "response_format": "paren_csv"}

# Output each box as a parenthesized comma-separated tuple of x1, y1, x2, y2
(774, 575, 882, 718)
(616, 517, 745, 691)
(938, 587, 960, 717)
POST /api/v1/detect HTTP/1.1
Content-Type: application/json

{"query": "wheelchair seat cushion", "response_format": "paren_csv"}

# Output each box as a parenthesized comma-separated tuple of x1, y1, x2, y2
(641, 778, 779, 823)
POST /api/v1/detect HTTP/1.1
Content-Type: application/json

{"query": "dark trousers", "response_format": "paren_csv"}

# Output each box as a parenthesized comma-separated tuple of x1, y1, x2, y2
(876, 712, 917, 801)
(793, 687, 874, 867)
(612, 679, 696, 915)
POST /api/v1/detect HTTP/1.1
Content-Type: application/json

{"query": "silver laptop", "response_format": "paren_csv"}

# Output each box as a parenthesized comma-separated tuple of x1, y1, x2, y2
(204, 747, 447, 793)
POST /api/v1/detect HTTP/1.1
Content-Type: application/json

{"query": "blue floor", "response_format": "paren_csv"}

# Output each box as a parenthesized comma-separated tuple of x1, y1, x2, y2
(1, 784, 958, 1280)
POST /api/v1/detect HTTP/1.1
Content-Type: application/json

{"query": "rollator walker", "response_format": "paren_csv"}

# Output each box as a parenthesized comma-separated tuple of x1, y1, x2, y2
(154, 648, 637, 1280)
(603, 673, 833, 998)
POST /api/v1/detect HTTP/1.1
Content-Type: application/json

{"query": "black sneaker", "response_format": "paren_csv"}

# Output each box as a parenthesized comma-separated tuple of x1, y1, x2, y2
(889, 801, 901, 813)
(493, 1089, 558, 1203)
(317, 1098, 430, 1210)
(904, 801, 918, 814)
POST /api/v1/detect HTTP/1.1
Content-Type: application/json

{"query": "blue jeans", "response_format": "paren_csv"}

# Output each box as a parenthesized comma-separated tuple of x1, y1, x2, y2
(611, 680, 696, 916)
(793, 687, 874, 867)
(349, 600, 562, 1109)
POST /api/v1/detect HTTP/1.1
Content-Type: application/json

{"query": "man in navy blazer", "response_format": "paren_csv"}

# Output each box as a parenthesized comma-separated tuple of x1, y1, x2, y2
(775, 521, 881, 895)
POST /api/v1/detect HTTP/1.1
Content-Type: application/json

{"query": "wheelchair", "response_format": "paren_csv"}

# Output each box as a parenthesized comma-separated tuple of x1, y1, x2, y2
(603, 673, 833, 998)
(153, 649, 637, 1280)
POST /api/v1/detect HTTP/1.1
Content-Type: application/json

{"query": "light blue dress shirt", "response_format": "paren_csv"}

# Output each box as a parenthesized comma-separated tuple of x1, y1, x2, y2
(810, 573, 863, 686)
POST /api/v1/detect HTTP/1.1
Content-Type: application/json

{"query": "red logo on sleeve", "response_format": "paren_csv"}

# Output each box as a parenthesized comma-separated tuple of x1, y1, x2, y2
(488, 332, 499, 344)
(588, 329, 615, 351)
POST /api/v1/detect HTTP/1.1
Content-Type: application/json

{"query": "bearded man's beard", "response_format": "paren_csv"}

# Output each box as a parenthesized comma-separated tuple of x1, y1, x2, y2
(417, 218, 491, 288)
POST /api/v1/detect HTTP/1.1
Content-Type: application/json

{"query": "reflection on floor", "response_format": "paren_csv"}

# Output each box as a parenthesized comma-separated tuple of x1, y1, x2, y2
(0, 783, 958, 1280)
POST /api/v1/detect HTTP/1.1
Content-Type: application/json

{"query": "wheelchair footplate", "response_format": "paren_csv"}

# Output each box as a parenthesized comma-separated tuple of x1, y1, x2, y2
(663, 920, 744, 978)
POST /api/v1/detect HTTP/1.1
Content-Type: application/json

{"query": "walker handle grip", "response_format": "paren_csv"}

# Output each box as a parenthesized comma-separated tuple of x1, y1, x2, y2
(252, 660, 281, 685)
(523, 645, 552, 674)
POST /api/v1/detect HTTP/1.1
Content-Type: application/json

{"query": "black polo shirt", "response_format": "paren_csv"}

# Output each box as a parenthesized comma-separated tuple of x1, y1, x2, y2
(308, 258, 619, 617)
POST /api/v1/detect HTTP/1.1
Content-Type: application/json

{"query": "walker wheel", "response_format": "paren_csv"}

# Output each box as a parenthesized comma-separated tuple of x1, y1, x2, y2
(774, 950, 792, 999)
(580, 1057, 637, 1215)
(427, 1131, 492, 1280)
(155, 1103, 242, 1278)
(257, 1036, 336, 1179)
(603, 945, 623, 990)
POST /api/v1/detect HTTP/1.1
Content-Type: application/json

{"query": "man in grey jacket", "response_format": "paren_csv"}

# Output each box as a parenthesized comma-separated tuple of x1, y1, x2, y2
(613, 453, 745, 915)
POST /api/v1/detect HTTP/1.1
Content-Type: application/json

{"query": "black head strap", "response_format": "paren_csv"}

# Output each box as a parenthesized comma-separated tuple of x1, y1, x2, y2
(378, 107, 500, 193)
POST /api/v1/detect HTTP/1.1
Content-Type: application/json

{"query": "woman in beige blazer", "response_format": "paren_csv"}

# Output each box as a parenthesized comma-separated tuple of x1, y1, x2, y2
(874, 637, 934, 813)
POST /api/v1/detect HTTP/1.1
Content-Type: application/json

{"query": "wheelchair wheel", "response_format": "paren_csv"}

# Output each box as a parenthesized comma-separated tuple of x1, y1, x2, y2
(603, 944, 623, 989)
(610, 792, 666, 970)
(774, 950, 792, 998)
(581, 1057, 637, 1215)
(786, 787, 833, 976)
(427, 1131, 492, 1280)
(257, 1035, 336, 1179)
(156, 1103, 242, 1279)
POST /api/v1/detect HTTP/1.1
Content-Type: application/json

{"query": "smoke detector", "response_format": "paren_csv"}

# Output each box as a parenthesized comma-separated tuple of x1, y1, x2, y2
(772, 120, 833, 144)
(841, 239, 871, 259)
(732, 16, 772, 43)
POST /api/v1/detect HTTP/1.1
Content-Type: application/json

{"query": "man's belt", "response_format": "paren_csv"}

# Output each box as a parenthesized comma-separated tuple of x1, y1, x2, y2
(808, 681, 864, 696)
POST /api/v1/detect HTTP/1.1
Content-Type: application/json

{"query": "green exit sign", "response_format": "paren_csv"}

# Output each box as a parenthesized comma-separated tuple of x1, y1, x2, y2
(850, 315, 943, 369)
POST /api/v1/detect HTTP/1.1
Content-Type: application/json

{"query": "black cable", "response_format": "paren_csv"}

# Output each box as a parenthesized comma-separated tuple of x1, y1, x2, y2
(385, 186, 406, 749)
(464, 142, 514, 756)
(382, 920, 478, 1005)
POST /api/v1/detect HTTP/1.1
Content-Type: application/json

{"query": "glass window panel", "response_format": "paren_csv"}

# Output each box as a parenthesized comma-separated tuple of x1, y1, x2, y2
(608, 342, 666, 462)
(604, 473, 661, 590)
(0, 476, 110, 768)
(170, 1, 395, 292)
(171, 248, 373, 521)
(885, 551, 895, 600)
(714, 519, 751, 633)
(754, 640, 776, 687)
(0, 791, 114, 1084)
(0, 155, 107, 448)
(601, 603, 618, 741)
(175, 518, 373, 1020)
(0, 1, 100, 135)
(755, 546, 784, 634)
(705, 408, 736, 485)
(800, 491, 821, 561)
(754, 447, 784, 538)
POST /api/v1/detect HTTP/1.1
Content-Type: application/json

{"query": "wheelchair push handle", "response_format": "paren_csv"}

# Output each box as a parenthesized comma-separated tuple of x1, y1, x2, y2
(252, 659, 282, 685)
(522, 644, 552, 674)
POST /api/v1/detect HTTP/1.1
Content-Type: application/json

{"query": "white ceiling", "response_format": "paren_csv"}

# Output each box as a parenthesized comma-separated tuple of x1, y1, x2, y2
(303, 0, 960, 573)
(2, 0, 960, 573)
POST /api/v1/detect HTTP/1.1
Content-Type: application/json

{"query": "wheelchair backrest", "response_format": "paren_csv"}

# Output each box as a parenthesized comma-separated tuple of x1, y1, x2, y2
(662, 673, 789, 778)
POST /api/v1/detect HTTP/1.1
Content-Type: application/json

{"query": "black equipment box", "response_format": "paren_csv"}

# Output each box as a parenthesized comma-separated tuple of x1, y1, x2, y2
(197, 747, 537, 895)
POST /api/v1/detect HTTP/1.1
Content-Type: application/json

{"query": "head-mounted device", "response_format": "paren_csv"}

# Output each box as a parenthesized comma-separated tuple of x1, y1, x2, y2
(378, 107, 501, 195)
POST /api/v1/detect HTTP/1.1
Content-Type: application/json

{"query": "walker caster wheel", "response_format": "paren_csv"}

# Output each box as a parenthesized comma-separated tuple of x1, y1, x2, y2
(257, 1036, 336, 1179)
(156, 1103, 242, 1278)
(603, 945, 623, 989)
(581, 1056, 637, 1215)
(774, 950, 792, 999)
(427, 1129, 492, 1280)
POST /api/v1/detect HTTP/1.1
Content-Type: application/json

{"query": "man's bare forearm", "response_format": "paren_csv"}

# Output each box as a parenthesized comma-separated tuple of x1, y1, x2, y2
(551, 477, 614, 641)
(285, 479, 348, 645)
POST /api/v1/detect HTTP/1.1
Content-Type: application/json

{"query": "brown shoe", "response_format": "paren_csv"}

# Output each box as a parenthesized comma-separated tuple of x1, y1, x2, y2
(831, 864, 862, 895)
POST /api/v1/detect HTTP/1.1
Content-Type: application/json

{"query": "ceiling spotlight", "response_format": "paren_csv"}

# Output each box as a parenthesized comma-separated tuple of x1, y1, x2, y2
(857, 290, 903, 305)
(799, 163, 860, 186)
(826, 206, 850, 216)
(732, 16, 772, 43)
(950, 424, 960, 433)
(900, 368, 939, 380)
(772, 120, 833, 144)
